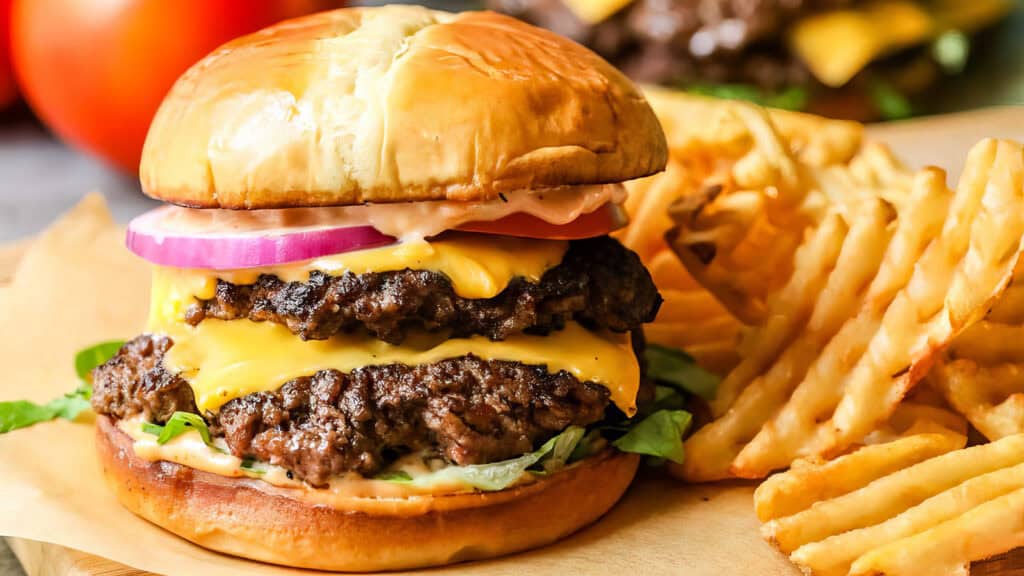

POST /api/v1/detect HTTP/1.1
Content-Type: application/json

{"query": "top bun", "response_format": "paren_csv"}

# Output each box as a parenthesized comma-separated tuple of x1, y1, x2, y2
(140, 6, 667, 209)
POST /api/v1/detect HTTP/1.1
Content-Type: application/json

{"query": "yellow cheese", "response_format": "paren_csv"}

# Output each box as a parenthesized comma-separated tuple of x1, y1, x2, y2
(789, 0, 933, 87)
(148, 233, 568, 326)
(154, 318, 639, 416)
(562, 0, 632, 23)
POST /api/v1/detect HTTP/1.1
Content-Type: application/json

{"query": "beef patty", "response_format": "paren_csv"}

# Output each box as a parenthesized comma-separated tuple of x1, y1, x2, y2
(91, 334, 613, 487)
(184, 236, 662, 344)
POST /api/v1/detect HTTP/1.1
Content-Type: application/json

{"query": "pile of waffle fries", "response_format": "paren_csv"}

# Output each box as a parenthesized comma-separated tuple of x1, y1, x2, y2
(623, 86, 1024, 575)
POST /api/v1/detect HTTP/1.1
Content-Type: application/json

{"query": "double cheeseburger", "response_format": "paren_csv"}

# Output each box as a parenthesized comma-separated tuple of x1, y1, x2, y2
(91, 6, 670, 571)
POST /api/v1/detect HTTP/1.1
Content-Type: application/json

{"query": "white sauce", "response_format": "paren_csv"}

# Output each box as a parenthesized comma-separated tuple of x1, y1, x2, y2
(150, 184, 626, 241)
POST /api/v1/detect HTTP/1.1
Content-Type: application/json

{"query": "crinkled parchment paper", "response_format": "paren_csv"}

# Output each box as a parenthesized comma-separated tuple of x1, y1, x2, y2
(0, 194, 795, 576)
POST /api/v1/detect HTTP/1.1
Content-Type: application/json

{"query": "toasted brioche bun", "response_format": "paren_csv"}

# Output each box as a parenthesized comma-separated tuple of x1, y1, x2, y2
(139, 6, 667, 209)
(97, 416, 640, 572)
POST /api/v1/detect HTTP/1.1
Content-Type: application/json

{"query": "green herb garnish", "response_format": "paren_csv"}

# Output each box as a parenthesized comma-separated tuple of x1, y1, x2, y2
(0, 340, 124, 433)
(142, 411, 214, 446)
(74, 341, 126, 381)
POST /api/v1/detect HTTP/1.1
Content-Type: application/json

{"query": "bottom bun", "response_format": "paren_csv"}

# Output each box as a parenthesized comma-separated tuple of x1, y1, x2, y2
(96, 415, 640, 572)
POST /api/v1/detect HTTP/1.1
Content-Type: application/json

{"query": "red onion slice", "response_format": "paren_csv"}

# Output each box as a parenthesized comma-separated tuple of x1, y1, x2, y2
(126, 208, 397, 269)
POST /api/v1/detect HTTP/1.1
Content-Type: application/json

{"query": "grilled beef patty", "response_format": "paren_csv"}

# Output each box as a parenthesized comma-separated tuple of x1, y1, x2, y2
(91, 334, 613, 487)
(184, 236, 662, 344)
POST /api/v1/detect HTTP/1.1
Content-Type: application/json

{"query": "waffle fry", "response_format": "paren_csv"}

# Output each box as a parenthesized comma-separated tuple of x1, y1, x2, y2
(928, 268, 1024, 440)
(614, 90, 863, 375)
(619, 165, 744, 374)
(614, 90, 856, 373)
(673, 139, 1024, 482)
(931, 358, 1024, 441)
(756, 433, 1024, 576)
(754, 402, 968, 523)
(641, 87, 864, 170)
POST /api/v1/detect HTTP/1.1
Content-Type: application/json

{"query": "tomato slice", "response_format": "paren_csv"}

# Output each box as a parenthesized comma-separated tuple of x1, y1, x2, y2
(456, 202, 629, 240)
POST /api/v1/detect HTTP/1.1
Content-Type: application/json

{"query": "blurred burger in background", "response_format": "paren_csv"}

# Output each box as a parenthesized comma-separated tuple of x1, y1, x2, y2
(487, 0, 1014, 121)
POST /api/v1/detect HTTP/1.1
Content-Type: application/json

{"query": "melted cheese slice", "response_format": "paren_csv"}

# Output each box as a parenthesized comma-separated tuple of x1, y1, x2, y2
(154, 318, 639, 416)
(146, 233, 637, 418)
(789, 0, 933, 87)
(149, 234, 568, 326)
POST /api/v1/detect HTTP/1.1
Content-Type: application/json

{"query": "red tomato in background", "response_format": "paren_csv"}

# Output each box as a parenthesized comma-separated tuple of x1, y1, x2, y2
(11, 0, 333, 174)
(0, 0, 17, 109)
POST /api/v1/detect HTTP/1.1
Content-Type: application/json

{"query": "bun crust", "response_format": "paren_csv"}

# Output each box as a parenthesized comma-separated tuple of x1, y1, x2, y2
(96, 416, 640, 571)
(139, 6, 667, 209)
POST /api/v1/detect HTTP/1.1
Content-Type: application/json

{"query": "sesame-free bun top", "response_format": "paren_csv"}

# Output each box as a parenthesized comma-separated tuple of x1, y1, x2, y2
(140, 6, 667, 209)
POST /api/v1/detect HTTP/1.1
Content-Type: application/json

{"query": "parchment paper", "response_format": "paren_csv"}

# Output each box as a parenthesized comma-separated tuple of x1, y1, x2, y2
(0, 194, 796, 575)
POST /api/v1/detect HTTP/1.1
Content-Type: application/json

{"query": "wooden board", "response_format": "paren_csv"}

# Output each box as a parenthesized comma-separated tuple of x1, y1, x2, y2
(6, 106, 1024, 576)
(6, 540, 149, 576)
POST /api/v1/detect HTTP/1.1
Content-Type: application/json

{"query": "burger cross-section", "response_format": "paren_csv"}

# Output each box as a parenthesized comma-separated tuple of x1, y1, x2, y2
(87, 5, 678, 571)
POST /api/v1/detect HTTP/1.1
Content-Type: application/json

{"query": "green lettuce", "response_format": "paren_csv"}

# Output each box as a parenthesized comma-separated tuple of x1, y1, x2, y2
(687, 83, 809, 111)
(645, 344, 720, 401)
(0, 340, 124, 433)
(378, 426, 585, 491)
(613, 409, 692, 464)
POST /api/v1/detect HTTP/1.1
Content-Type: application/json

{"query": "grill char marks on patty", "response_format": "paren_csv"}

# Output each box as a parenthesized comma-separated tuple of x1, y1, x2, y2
(184, 236, 662, 344)
(91, 334, 612, 487)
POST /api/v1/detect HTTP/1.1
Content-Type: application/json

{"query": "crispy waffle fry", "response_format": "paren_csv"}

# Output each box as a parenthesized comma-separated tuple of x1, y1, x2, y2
(931, 358, 1024, 441)
(766, 436, 1024, 552)
(641, 87, 864, 169)
(847, 487, 1024, 576)
(622, 89, 856, 373)
(619, 163, 744, 374)
(615, 90, 863, 376)
(754, 433, 965, 525)
(673, 139, 1024, 482)
(756, 433, 1024, 576)
(754, 401, 967, 523)
(929, 268, 1024, 439)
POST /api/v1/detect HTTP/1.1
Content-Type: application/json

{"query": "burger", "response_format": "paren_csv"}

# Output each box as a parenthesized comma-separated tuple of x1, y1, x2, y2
(87, 6, 680, 571)
(486, 0, 1013, 121)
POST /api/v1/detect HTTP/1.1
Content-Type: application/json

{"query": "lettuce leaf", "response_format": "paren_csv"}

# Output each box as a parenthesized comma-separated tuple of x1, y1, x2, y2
(0, 340, 124, 434)
(379, 426, 585, 491)
(645, 344, 720, 401)
(612, 409, 692, 464)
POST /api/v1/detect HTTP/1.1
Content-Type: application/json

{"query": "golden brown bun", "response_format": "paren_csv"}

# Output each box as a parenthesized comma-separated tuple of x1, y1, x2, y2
(139, 6, 667, 209)
(96, 416, 640, 572)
